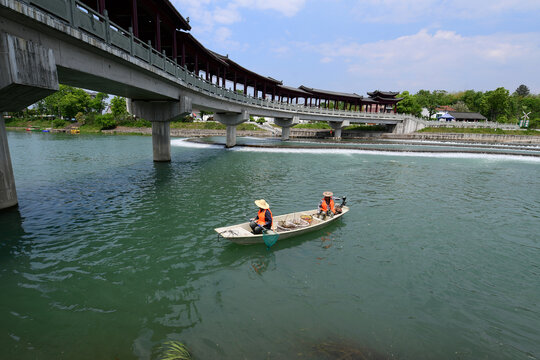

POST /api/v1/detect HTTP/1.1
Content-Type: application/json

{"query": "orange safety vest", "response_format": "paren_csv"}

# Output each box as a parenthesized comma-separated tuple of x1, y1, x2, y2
(320, 198, 335, 214)
(256, 209, 273, 227)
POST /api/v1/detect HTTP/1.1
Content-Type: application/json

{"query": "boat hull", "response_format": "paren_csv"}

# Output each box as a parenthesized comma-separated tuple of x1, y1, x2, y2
(215, 206, 349, 245)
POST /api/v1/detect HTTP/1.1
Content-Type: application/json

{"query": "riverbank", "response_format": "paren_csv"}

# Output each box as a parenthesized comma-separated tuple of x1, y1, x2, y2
(8, 126, 540, 145)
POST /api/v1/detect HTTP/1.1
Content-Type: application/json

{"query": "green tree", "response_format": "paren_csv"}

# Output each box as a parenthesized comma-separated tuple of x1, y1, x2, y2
(396, 91, 422, 117)
(89, 92, 108, 114)
(460, 90, 484, 112)
(110, 96, 128, 117)
(415, 90, 447, 119)
(481, 87, 511, 122)
(514, 84, 530, 97)
(452, 101, 470, 112)
(58, 87, 90, 119)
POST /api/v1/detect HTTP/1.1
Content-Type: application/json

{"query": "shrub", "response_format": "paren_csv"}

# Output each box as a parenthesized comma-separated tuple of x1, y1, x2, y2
(256, 117, 266, 124)
(53, 119, 66, 128)
(95, 114, 117, 130)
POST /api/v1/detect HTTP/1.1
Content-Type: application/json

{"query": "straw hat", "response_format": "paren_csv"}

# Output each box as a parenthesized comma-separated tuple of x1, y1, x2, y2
(323, 191, 333, 197)
(254, 199, 270, 209)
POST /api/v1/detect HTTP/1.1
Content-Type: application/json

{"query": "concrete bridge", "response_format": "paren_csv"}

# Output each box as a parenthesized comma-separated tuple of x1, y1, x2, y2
(0, 0, 422, 210)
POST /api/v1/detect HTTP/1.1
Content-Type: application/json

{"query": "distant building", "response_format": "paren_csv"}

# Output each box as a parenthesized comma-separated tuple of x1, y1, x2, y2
(448, 111, 487, 122)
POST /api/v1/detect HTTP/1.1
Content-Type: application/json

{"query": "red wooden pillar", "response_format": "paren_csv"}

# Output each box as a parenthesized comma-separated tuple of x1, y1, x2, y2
(272, 87, 275, 101)
(172, 30, 177, 61)
(263, 83, 267, 99)
(243, 79, 247, 94)
(155, 13, 161, 51)
(181, 43, 185, 66)
(217, 68, 220, 85)
(195, 54, 198, 75)
(254, 82, 257, 98)
(223, 68, 226, 87)
(206, 63, 210, 81)
(98, 0, 106, 15)
(131, 0, 139, 37)
(233, 72, 237, 91)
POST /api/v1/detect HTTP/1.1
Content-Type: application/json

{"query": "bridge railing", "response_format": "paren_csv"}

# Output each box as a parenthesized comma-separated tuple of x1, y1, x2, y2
(25, 0, 405, 119)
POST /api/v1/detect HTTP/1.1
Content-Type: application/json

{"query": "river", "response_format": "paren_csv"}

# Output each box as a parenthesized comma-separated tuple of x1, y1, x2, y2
(1, 131, 539, 359)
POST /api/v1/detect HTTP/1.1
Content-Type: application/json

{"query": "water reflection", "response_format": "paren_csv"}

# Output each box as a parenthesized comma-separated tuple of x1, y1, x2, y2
(0, 207, 27, 261)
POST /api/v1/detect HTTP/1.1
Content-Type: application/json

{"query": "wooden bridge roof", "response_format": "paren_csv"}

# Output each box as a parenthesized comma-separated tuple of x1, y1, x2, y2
(299, 86, 363, 101)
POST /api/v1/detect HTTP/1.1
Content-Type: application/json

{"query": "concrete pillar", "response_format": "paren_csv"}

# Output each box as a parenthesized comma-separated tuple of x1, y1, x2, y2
(215, 110, 249, 148)
(274, 116, 299, 141)
(0, 33, 59, 210)
(128, 96, 192, 161)
(0, 115, 18, 210)
(151, 121, 170, 162)
(328, 120, 350, 140)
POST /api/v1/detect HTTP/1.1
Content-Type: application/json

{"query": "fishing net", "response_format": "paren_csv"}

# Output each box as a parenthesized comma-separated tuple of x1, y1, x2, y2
(263, 230, 279, 248)
(276, 218, 310, 232)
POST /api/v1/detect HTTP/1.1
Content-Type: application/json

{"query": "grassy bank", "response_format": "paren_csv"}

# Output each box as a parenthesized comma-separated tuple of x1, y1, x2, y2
(418, 127, 539, 136)
(5, 118, 262, 133)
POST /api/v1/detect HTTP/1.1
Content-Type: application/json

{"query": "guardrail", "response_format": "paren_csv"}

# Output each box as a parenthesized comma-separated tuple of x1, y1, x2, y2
(18, 0, 412, 121)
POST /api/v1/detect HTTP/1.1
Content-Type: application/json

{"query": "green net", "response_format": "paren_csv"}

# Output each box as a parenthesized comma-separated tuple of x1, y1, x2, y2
(263, 230, 279, 248)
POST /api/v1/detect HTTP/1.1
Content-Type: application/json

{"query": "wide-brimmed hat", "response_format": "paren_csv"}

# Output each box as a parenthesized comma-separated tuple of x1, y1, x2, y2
(254, 199, 270, 209)
(323, 191, 333, 197)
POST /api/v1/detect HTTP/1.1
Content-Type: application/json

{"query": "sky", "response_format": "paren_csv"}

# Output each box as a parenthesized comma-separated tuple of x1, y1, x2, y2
(171, 0, 540, 96)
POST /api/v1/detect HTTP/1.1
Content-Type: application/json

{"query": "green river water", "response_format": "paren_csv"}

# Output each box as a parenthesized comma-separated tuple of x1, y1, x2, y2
(1, 132, 539, 359)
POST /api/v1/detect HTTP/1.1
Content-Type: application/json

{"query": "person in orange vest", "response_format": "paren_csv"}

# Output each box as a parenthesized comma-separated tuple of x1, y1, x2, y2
(318, 191, 338, 219)
(250, 199, 273, 234)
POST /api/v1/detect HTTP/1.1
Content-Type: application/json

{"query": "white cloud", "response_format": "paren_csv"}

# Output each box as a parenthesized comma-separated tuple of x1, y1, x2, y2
(353, 0, 540, 23)
(300, 30, 540, 92)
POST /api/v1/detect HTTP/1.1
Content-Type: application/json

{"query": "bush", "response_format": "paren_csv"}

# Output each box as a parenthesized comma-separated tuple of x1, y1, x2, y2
(53, 119, 66, 128)
(95, 114, 117, 130)
(180, 115, 194, 123)
(256, 117, 266, 124)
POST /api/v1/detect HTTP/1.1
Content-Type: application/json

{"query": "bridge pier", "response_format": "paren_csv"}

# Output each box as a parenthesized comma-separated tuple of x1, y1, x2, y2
(215, 110, 249, 148)
(0, 32, 59, 210)
(274, 116, 299, 141)
(128, 96, 192, 161)
(328, 120, 350, 140)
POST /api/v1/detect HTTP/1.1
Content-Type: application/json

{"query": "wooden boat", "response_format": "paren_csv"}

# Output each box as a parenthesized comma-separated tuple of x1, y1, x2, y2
(215, 206, 349, 245)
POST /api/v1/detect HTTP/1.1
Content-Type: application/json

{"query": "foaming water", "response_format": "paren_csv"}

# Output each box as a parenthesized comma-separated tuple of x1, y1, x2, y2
(172, 138, 540, 162)
(2, 132, 539, 360)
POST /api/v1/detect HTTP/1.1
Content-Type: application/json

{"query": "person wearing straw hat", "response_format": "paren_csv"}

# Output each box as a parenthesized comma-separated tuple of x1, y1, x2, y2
(318, 191, 339, 219)
(250, 199, 274, 234)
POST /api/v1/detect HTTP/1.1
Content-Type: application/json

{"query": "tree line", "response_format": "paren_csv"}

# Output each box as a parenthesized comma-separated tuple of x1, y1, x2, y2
(6, 85, 138, 130)
(6, 84, 540, 129)
(396, 85, 539, 127)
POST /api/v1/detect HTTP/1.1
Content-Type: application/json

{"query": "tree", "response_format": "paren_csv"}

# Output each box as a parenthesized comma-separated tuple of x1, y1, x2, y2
(415, 90, 447, 119)
(514, 84, 530, 97)
(110, 96, 128, 117)
(58, 87, 90, 119)
(89, 92, 108, 114)
(396, 91, 422, 117)
(481, 87, 511, 122)
(460, 90, 484, 113)
(452, 101, 470, 112)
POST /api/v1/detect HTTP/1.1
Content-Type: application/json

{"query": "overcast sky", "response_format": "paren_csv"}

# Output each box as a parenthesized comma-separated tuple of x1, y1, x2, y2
(171, 0, 540, 96)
